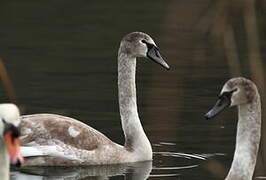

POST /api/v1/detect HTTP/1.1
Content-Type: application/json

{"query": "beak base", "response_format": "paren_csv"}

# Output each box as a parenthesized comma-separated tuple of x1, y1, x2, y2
(147, 46, 170, 70)
(4, 131, 24, 166)
(204, 96, 231, 119)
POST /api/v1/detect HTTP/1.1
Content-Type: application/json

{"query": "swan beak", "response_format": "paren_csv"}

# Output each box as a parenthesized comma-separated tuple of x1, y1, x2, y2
(147, 46, 170, 70)
(4, 127, 24, 166)
(204, 95, 231, 119)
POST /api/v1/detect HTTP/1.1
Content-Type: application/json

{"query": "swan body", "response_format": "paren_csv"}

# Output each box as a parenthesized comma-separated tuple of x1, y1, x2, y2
(0, 103, 24, 180)
(20, 32, 169, 166)
(205, 77, 261, 180)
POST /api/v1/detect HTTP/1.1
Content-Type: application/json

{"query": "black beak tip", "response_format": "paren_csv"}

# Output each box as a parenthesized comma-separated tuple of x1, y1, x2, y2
(204, 112, 211, 120)
(204, 111, 213, 120)
(165, 65, 170, 70)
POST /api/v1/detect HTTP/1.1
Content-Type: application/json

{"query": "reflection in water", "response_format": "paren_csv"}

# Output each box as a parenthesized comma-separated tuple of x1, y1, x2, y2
(11, 161, 152, 180)
(11, 149, 225, 180)
(11, 151, 213, 180)
(0, 0, 266, 179)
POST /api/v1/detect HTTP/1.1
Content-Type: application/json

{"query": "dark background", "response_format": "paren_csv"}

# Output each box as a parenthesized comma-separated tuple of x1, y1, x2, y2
(1, 0, 266, 179)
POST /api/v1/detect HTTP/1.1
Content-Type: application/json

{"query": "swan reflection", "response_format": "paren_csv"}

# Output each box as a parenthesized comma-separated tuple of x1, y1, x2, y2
(11, 161, 152, 180)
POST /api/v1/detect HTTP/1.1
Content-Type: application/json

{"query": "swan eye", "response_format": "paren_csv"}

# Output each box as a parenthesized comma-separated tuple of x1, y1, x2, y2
(141, 40, 149, 46)
(1, 118, 20, 138)
(141, 40, 158, 50)
(142, 39, 152, 43)
(4, 122, 20, 138)
(219, 89, 237, 99)
(233, 88, 238, 93)
(10, 124, 20, 138)
(230, 88, 238, 95)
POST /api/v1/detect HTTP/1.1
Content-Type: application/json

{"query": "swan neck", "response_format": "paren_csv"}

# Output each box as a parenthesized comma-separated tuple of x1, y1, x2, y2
(226, 99, 261, 180)
(117, 52, 151, 155)
(0, 139, 9, 180)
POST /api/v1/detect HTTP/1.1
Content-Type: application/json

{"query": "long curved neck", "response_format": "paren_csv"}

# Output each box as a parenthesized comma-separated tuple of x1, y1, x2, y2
(226, 98, 261, 180)
(0, 139, 9, 180)
(117, 52, 152, 156)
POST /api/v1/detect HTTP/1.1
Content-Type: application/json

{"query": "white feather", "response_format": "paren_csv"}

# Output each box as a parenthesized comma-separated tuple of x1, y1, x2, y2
(21, 146, 46, 157)
(21, 146, 81, 161)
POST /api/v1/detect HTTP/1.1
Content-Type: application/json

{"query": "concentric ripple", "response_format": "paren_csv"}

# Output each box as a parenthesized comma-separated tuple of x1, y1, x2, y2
(150, 142, 224, 178)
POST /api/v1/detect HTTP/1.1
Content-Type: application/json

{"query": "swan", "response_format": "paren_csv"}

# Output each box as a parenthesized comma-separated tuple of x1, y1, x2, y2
(0, 103, 24, 180)
(205, 77, 261, 180)
(20, 32, 170, 166)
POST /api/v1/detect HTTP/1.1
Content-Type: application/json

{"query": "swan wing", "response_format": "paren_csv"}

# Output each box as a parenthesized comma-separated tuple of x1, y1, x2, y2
(21, 146, 82, 161)
(20, 114, 114, 152)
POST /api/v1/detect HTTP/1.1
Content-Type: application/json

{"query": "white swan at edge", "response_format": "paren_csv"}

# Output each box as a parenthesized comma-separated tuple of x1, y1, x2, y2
(0, 103, 24, 180)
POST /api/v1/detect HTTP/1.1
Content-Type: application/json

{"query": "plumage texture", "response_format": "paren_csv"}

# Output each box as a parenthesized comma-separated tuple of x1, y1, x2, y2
(20, 114, 128, 166)
(20, 32, 168, 166)
(221, 78, 261, 180)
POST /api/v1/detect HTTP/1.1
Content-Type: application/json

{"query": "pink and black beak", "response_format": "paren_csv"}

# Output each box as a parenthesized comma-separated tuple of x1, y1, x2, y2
(4, 122, 24, 166)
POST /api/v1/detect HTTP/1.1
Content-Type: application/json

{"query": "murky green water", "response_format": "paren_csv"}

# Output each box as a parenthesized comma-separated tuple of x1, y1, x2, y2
(0, 0, 266, 179)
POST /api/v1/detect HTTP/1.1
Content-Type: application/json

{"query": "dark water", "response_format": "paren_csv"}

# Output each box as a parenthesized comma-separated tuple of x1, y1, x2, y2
(0, 0, 266, 179)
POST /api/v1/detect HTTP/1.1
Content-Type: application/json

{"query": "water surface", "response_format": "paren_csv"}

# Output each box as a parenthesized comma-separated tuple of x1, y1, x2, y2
(0, 0, 265, 179)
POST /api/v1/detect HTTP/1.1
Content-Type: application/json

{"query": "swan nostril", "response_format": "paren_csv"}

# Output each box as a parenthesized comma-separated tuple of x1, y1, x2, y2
(155, 51, 160, 57)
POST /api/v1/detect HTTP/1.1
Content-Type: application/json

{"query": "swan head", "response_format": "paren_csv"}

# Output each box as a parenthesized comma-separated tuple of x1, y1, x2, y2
(205, 77, 258, 119)
(0, 103, 24, 166)
(119, 32, 170, 70)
